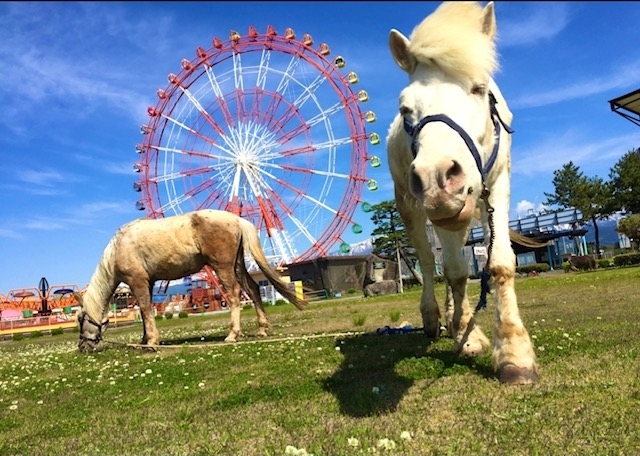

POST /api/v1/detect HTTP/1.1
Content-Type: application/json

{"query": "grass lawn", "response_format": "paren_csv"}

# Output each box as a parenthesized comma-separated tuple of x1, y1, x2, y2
(1, 267, 639, 456)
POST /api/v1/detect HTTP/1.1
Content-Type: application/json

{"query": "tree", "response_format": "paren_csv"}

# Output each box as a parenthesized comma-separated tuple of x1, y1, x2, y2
(609, 148, 640, 214)
(616, 214, 640, 249)
(369, 200, 423, 284)
(544, 161, 614, 258)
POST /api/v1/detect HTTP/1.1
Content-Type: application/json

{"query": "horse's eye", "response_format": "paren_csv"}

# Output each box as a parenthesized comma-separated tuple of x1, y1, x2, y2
(471, 84, 487, 96)
(399, 106, 411, 116)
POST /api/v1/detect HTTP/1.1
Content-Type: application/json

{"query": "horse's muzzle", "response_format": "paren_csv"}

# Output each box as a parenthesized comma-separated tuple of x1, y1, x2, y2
(426, 194, 476, 231)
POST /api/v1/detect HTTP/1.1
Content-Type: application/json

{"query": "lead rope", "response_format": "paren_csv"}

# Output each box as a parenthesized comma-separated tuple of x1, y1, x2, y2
(475, 186, 495, 312)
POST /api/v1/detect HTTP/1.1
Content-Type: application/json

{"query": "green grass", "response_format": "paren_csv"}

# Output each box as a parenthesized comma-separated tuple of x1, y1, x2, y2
(1, 267, 640, 455)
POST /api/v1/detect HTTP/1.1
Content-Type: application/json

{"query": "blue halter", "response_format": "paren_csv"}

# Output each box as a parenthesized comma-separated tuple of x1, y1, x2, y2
(402, 92, 514, 312)
(402, 92, 514, 182)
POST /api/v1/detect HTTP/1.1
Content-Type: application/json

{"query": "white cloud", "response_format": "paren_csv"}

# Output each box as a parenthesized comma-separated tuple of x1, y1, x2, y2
(512, 129, 640, 177)
(511, 59, 640, 109)
(515, 200, 549, 219)
(19, 169, 66, 186)
(498, 3, 572, 47)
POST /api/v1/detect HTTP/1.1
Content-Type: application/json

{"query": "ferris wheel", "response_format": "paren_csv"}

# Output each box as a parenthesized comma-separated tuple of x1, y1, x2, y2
(133, 25, 381, 266)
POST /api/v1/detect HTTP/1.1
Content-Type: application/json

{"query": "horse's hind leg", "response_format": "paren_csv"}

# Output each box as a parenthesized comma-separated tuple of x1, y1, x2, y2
(243, 273, 270, 337)
(217, 269, 244, 342)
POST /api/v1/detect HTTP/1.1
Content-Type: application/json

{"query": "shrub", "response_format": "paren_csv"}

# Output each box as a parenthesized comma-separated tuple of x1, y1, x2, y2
(274, 299, 288, 306)
(390, 310, 401, 323)
(347, 288, 356, 295)
(155, 315, 164, 321)
(178, 311, 189, 319)
(613, 252, 640, 267)
(51, 328, 64, 336)
(164, 312, 173, 320)
(597, 258, 613, 269)
(12, 333, 24, 341)
(29, 330, 43, 338)
(516, 263, 550, 275)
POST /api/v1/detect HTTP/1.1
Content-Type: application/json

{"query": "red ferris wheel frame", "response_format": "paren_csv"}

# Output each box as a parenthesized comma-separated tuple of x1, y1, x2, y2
(134, 25, 380, 264)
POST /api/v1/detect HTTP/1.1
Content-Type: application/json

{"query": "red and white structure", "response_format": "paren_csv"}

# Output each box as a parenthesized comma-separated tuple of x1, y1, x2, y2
(134, 25, 381, 268)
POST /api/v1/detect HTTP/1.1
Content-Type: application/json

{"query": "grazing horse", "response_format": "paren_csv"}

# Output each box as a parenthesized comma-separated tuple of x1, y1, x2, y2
(567, 254, 598, 272)
(386, 1, 538, 384)
(74, 210, 306, 352)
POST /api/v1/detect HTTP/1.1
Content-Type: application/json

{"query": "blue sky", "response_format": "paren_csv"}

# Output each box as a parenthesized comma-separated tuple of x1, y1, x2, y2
(1, 2, 639, 294)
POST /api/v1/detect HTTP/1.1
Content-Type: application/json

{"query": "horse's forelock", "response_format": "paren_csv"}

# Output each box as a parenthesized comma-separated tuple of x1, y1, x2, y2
(408, 2, 498, 83)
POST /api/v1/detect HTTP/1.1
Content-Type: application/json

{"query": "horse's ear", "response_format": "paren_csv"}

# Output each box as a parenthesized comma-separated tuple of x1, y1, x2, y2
(73, 292, 84, 307)
(389, 29, 416, 74)
(481, 2, 497, 40)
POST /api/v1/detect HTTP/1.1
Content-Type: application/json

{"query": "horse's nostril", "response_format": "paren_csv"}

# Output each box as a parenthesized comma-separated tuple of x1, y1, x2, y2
(409, 164, 424, 196)
(446, 160, 463, 180)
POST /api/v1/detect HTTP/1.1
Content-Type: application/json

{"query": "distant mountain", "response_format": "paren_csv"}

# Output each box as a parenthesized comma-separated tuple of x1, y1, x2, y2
(330, 237, 374, 256)
(582, 219, 623, 247)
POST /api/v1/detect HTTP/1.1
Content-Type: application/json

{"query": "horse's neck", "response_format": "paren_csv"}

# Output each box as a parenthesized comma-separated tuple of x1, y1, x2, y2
(83, 242, 120, 320)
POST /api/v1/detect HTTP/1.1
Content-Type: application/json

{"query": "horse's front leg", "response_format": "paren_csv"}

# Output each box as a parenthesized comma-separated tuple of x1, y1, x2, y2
(485, 189, 538, 384)
(437, 228, 490, 357)
(395, 190, 440, 338)
(130, 280, 160, 348)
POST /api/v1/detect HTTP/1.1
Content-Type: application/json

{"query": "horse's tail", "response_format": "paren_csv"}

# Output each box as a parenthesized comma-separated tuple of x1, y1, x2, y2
(238, 218, 307, 310)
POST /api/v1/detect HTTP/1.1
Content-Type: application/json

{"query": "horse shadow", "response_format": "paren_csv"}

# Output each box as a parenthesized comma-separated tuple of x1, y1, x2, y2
(159, 333, 229, 346)
(321, 332, 493, 417)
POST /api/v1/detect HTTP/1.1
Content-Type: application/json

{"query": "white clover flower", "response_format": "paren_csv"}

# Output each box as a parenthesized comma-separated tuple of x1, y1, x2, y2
(145, 369, 152, 374)
(400, 431, 412, 441)
(377, 438, 396, 450)
(335, 346, 341, 351)
(371, 386, 380, 394)
(347, 437, 359, 447)
(285, 446, 298, 455)
(37, 400, 43, 405)
(9, 404, 18, 410)
(198, 382, 205, 388)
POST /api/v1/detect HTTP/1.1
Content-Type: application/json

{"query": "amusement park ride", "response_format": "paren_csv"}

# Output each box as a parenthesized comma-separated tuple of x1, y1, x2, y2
(133, 25, 381, 294)
(1, 25, 380, 315)
(0, 277, 80, 317)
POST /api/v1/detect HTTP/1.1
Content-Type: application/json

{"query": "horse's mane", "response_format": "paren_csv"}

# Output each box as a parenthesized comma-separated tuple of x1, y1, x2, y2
(82, 231, 121, 320)
(408, 1, 498, 82)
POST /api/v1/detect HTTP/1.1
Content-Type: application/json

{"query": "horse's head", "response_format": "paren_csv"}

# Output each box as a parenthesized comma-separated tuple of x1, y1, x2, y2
(389, 2, 510, 231)
(74, 292, 109, 353)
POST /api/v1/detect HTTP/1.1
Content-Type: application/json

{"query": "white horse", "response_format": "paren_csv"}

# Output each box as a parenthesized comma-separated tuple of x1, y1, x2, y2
(74, 209, 306, 352)
(387, 1, 538, 384)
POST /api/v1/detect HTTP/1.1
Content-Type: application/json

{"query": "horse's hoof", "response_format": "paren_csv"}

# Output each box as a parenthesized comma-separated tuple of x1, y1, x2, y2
(224, 335, 238, 343)
(422, 323, 440, 339)
(256, 330, 268, 337)
(499, 364, 539, 385)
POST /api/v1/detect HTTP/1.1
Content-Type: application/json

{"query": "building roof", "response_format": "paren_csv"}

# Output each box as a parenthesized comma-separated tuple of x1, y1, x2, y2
(609, 87, 640, 127)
